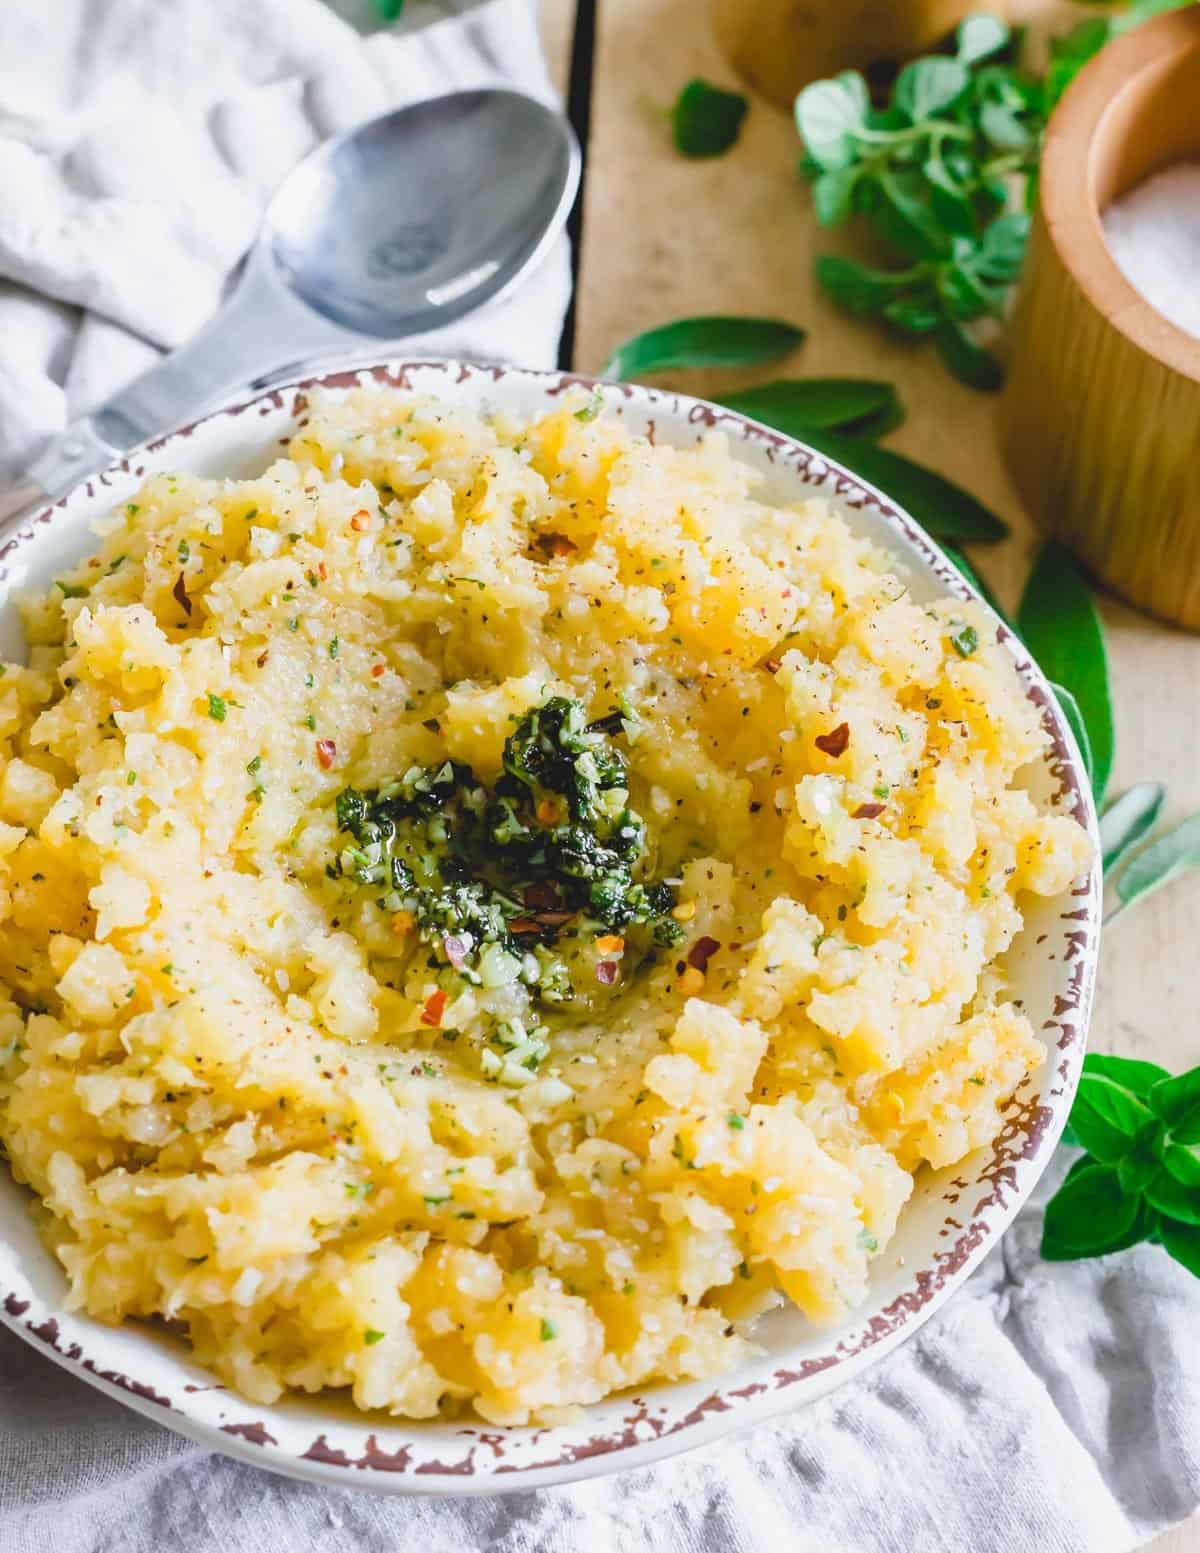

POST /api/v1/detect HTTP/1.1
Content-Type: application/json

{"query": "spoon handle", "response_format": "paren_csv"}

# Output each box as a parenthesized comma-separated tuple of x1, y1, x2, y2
(1, 258, 344, 524)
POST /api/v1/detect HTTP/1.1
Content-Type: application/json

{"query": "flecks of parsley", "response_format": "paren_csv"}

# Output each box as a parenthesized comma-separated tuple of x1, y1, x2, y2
(206, 693, 227, 722)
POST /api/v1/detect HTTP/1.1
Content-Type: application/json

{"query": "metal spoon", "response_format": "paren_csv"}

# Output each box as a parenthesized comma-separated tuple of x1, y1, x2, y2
(4, 88, 579, 519)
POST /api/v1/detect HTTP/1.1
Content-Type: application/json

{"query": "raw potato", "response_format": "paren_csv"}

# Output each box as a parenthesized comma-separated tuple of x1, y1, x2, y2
(0, 389, 1091, 1423)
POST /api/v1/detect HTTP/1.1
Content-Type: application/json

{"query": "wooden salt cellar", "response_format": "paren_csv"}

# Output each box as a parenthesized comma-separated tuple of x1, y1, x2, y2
(1002, 8, 1200, 630)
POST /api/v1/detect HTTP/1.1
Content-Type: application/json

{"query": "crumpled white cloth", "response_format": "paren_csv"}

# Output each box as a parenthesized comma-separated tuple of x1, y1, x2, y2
(0, 4, 1198, 1552)
(2, 1165, 1198, 1552)
(0, 0, 570, 484)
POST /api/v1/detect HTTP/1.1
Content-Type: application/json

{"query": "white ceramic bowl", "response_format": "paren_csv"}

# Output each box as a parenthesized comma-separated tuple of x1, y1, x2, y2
(0, 359, 1101, 1494)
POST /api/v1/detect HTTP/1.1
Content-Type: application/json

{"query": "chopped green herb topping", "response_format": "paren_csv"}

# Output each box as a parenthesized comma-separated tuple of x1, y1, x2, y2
(207, 693, 227, 722)
(331, 696, 682, 1004)
(950, 624, 979, 659)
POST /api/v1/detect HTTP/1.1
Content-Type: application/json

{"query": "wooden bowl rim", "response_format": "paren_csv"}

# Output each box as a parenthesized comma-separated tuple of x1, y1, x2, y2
(1041, 6, 1200, 384)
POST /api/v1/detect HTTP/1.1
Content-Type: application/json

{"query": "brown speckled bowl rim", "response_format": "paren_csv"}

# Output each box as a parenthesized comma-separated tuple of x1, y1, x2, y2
(0, 358, 1101, 1495)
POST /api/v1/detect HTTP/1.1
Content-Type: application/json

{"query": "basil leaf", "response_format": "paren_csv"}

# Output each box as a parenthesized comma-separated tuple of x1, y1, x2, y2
(1113, 812, 1200, 925)
(1145, 1168, 1200, 1226)
(1017, 541, 1114, 801)
(718, 379, 901, 435)
(1099, 783, 1166, 873)
(1118, 1150, 1160, 1196)
(815, 255, 912, 317)
(958, 14, 1011, 66)
(1068, 1074, 1151, 1163)
(1048, 681, 1094, 791)
(772, 427, 1009, 544)
(1040, 1161, 1142, 1259)
(1159, 1215, 1200, 1279)
(601, 317, 805, 380)
(935, 320, 1004, 391)
(1149, 1066, 1200, 1145)
(795, 72, 869, 171)
(1083, 1052, 1171, 1096)
(671, 79, 749, 158)
(894, 57, 969, 122)
(1163, 1143, 1200, 1188)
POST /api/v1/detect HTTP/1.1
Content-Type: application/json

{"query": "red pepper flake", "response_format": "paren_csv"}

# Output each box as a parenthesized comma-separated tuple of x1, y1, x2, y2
(762, 657, 782, 675)
(595, 959, 619, 985)
(443, 935, 468, 970)
(256, 650, 269, 669)
(508, 918, 541, 935)
(371, 664, 386, 678)
(687, 936, 721, 973)
(420, 989, 447, 1027)
(853, 802, 886, 820)
(172, 572, 191, 617)
(349, 510, 371, 532)
(316, 739, 337, 770)
(317, 561, 328, 581)
(535, 532, 577, 558)
(815, 722, 850, 758)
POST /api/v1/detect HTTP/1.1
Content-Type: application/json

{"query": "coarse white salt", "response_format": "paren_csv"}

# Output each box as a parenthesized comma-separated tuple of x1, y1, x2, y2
(1103, 160, 1200, 340)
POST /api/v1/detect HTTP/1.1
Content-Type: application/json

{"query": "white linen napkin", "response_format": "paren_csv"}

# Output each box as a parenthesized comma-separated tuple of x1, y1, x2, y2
(0, 0, 570, 484)
(0, 4, 1198, 1552)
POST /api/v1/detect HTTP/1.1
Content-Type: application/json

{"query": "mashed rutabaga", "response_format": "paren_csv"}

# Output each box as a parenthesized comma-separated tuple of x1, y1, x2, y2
(0, 389, 1089, 1423)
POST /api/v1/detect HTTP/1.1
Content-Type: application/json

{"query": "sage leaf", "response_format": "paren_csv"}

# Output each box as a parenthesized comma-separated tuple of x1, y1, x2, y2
(1113, 812, 1200, 926)
(935, 320, 1004, 391)
(1049, 681, 1094, 791)
(957, 13, 1011, 66)
(601, 317, 805, 381)
(780, 427, 1009, 545)
(1100, 783, 1166, 873)
(718, 379, 901, 436)
(795, 71, 868, 171)
(1160, 1215, 1200, 1279)
(670, 79, 749, 158)
(1018, 541, 1115, 801)
(1082, 1052, 1170, 1096)
(1149, 1066, 1200, 1145)
(1144, 1169, 1200, 1226)
(1069, 1074, 1151, 1164)
(1041, 1161, 1142, 1260)
(895, 57, 969, 122)
(1164, 1143, 1200, 1189)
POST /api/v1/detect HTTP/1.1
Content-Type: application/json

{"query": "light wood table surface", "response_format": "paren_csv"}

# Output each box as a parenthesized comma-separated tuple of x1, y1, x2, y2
(539, 3, 1199, 1548)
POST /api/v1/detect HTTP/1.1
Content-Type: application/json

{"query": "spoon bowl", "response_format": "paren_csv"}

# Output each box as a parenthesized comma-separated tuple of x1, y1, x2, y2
(268, 91, 576, 338)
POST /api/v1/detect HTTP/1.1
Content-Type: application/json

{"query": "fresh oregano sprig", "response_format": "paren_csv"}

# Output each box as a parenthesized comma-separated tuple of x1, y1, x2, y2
(1043, 1054, 1200, 1278)
(796, 14, 1042, 390)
